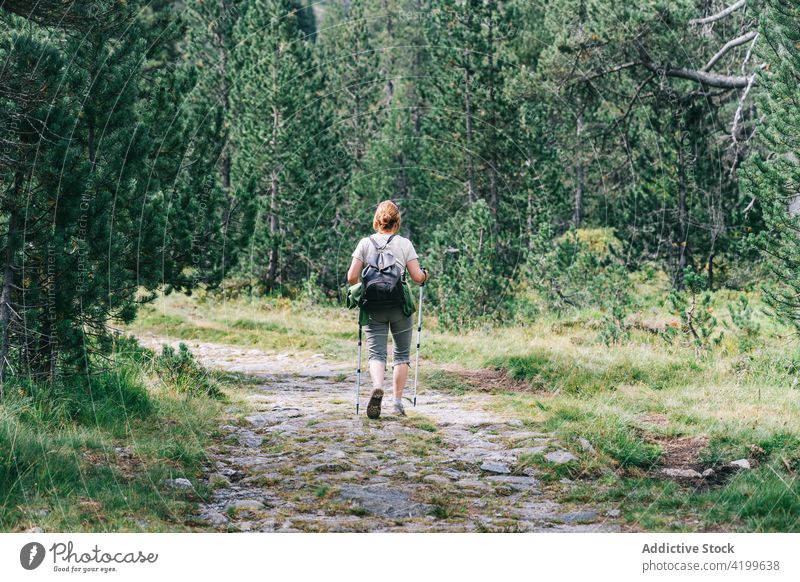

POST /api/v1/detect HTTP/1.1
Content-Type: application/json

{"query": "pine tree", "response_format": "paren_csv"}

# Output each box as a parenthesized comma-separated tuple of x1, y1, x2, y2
(317, 0, 385, 222)
(0, 24, 64, 383)
(231, 0, 319, 290)
(741, 0, 800, 326)
(0, 2, 231, 384)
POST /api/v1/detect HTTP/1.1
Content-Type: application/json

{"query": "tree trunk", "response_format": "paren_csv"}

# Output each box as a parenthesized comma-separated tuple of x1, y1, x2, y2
(268, 167, 279, 289)
(267, 39, 281, 290)
(382, 0, 394, 105)
(676, 131, 689, 289)
(707, 251, 715, 290)
(573, 113, 584, 228)
(219, 0, 233, 237)
(464, 64, 475, 203)
(0, 201, 21, 389)
(487, 10, 498, 215)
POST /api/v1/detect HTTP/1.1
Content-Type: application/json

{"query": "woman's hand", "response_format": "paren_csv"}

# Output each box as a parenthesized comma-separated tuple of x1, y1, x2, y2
(406, 259, 429, 285)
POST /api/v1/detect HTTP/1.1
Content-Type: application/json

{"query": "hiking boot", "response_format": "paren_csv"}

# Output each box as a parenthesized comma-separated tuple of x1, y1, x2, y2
(366, 388, 383, 419)
(392, 400, 406, 417)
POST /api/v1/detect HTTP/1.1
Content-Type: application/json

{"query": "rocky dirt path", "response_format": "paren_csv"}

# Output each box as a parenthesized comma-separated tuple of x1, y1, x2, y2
(140, 336, 623, 532)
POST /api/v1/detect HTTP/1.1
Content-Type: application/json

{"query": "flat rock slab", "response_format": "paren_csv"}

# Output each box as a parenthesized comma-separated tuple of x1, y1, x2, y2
(337, 484, 432, 519)
(456, 478, 492, 492)
(238, 431, 264, 448)
(480, 461, 512, 474)
(518, 500, 561, 520)
(544, 450, 578, 464)
(486, 475, 540, 492)
(557, 510, 599, 523)
(245, 408, 302, 427)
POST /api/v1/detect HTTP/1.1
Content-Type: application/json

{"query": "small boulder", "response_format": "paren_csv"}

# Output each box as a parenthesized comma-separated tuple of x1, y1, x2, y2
(701, 468, 715, 478)
(729, 459, 751, 470)
(577, 437, 595, 453)
(165, 477, 193, 489)
(606, 509, 621, 518)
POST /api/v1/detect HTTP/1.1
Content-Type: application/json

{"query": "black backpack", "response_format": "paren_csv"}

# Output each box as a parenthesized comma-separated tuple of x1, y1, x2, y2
(361, 234, 404, 311)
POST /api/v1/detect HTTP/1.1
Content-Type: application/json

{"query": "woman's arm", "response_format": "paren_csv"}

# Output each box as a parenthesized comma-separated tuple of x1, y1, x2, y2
(406, 258, 429, 285)
(347, 257, 363, 285)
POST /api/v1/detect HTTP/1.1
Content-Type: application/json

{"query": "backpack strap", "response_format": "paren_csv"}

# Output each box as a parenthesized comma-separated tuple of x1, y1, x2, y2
(369, 234, 396, 251)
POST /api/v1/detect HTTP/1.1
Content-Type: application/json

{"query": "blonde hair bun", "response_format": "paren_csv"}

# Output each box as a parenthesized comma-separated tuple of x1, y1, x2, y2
(372, 200, 401, 233)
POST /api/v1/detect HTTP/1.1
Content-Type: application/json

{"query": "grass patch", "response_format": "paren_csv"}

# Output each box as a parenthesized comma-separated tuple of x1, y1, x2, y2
(429, 494, 467, 519)
(486, 350, 702, 394)
(0, 337, 230, 532)
(421, 369, 469, 395)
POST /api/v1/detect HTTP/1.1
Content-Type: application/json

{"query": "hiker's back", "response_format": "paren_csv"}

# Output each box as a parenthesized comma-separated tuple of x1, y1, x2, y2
(353, 233, 418, 271)
(356, 234, 405, 311)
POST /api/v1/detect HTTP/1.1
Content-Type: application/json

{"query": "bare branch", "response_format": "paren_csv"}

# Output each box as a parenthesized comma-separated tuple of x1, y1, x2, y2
(731, 66, 762, 145)
(689, 0, 747, 26)
(741, 32, 759, 74)
(643, 62, 752, 88)
(703, 31, 758, 71)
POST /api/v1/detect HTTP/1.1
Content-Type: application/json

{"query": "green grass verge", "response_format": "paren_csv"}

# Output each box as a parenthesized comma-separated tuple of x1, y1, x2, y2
(0, 338, 240, 532)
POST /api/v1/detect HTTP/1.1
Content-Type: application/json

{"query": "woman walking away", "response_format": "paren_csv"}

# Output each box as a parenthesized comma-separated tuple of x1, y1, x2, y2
(347, 200, 429, 419)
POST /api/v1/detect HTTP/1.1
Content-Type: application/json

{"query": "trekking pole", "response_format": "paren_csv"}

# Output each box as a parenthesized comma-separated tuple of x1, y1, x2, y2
(355, 322, 362, 414)
(412, 275, 425, 407)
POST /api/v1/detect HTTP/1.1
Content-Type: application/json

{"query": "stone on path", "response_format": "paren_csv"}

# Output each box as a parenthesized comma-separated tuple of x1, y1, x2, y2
(456, 478, 491, 492)
(480, 460, 512, 474)
(238, 431, 264, 448)
(544, 450, 578, 465)
(423, 474, 451, 486)
(486, 475, 540, 492)
(337, 484, 432, 518)
(198, 508, 229, 527)
(557, 510, 598, 523)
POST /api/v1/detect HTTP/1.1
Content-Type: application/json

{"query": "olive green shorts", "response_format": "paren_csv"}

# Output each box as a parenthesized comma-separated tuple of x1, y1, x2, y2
(364, 306, 413, 368)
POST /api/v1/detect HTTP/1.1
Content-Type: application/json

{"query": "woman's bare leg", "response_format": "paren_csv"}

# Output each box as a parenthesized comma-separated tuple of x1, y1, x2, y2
(369, 360, 385, 390)
(393, 363, 408, 401)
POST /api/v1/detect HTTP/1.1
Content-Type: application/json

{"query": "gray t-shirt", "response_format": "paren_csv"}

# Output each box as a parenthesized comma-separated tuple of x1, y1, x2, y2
(352, 233, 419, 271)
